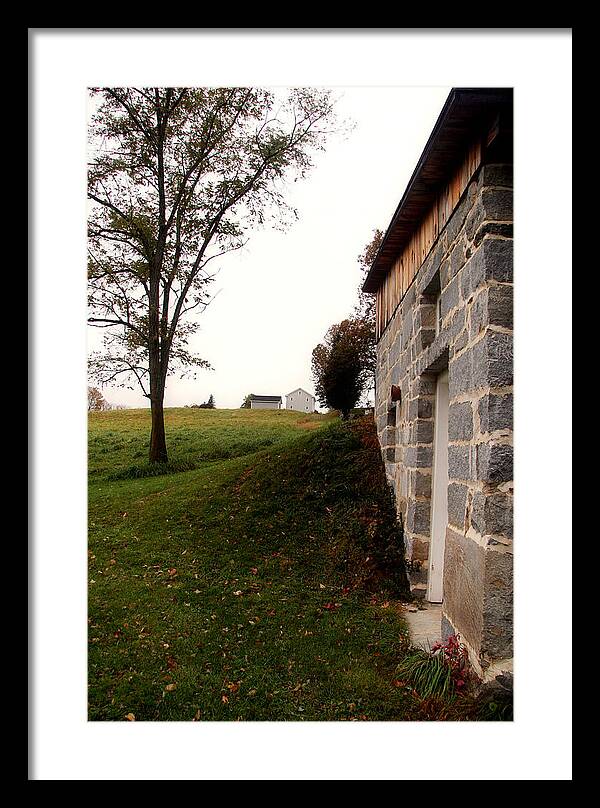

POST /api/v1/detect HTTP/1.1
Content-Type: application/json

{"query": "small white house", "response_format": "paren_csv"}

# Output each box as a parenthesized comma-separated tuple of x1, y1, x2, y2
(249, 394, 282, 410)
(285, 388, 316, 413)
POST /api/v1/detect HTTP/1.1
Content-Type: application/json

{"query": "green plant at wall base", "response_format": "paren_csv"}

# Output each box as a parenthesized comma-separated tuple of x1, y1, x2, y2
(396, 649, 456, 700)
(430, 633, 469, 690)
(396, 634, 469, 700)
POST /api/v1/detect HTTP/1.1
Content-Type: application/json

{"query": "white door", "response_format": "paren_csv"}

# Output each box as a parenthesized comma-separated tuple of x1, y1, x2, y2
(427, 370, 449, 603)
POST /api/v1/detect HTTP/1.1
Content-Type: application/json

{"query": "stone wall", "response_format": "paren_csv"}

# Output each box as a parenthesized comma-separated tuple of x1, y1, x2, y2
(374, 161, 513, 678)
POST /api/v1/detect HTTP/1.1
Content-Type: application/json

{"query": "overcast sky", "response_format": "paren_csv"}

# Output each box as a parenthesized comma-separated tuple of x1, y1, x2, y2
(88, 86, 451, 409)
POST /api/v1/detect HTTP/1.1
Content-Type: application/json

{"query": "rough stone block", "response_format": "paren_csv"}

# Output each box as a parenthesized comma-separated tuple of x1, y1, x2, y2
(480, 187, 513, 222)
(448, 444, 471, 481)
(442, 529, 485, 654)
(487, 284, 513, 330)
(411, 418, 434, 444)
(441, 614, 455, 642)
(416, 304, 437, 330)
(382, 426, 395, 447)
(404, 445, 433, 468)
(479, 393, 513, 434)
(415, 327, 436, 353)
(413, 470, 432, 498)
(439, 258, 451, 288)
(470, 284, 513, 339)
(407, 499, 431, 535)
(461, 238, 513, 300)
(404, 284, 416, 311)
(401, 314, 412, 348)
(448, 402, 474, 441)
(469, 287, 488, 340)
(411, 375, 437, 397)
(410, 536, 430, 563)
(473, 221, 513, 247)
(419, 337, 449, 377)
(479, 163, 513, 189)
(389, 334, 402, 367)
(449, 348, 473, 398)
(465, 198, 485, 242)
(407, 397, 433, 420)
(447, 483, 468, 529)
(482, 549, 513, 660)
(472, 332, 513, 390)
(440, 276, 460, 322)
(447, 307, 465, 342)
(471, 491, 513, 539)
(450, 236, 467, 278)
(452, 329, 469, 354)
(475, 443, 513, 484)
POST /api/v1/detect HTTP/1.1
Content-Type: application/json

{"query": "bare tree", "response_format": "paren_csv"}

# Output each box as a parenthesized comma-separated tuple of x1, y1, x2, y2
(88, 386, 110, 412)
(88, 87, 340, 462)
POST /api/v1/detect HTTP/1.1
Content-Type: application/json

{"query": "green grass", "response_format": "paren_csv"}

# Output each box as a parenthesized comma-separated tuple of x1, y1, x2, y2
(88, 407, 326, 478)
(88, 408, 495, 721)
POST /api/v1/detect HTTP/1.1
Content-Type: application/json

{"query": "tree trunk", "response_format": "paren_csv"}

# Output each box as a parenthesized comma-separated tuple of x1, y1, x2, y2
(149, 394, 168, 464)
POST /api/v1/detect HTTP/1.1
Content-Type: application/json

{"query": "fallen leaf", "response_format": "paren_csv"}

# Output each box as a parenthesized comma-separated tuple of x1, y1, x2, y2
(125, 713, 135, 721)
(168, 568, 177, 577)
(165, 683, 177, 692)
(221, 695, 229, 704)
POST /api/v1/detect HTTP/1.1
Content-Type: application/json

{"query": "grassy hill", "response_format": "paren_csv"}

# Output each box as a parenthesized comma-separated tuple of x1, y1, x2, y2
(88, 408, 497, 721)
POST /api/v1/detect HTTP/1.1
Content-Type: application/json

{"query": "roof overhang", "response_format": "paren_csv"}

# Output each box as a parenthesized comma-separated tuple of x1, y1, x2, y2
(362, 87, 513, 294)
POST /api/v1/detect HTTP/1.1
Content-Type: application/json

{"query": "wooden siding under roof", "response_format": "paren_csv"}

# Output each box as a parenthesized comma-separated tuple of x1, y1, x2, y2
(375, 141, 482, 340)
(363, 88, 513, 342)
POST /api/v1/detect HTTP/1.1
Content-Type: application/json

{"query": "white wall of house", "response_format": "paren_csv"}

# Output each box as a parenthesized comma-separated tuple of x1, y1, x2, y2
(286, 388, 315, 413)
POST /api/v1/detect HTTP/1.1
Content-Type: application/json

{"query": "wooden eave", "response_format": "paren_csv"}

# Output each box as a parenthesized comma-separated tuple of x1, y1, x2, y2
(362, 87, 513, 294)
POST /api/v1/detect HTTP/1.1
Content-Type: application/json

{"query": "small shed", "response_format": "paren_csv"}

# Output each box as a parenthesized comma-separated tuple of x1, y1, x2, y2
(249, 394, 282, 410)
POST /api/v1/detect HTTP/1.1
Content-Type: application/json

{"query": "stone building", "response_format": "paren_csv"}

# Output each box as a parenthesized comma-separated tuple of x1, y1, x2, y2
(362, 88, 513, 680)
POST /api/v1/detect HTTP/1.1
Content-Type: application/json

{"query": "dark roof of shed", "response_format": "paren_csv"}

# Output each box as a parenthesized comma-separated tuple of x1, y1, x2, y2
(362, 87, 513, 293)
(249, 394, 282, 402)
